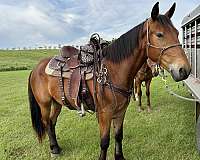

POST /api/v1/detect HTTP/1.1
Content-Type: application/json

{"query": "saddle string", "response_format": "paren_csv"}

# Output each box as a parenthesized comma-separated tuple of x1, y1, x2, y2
(90, 33, 102, 113)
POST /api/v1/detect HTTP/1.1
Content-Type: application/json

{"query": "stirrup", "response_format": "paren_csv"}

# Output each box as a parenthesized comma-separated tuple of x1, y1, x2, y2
(77, 103, 86, 117)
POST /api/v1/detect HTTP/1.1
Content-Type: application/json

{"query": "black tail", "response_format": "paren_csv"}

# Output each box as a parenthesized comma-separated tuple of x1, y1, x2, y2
(28, 72, 45, 142)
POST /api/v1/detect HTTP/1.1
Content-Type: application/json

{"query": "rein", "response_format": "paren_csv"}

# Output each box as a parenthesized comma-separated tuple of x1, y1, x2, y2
(146, 19, 181, 65)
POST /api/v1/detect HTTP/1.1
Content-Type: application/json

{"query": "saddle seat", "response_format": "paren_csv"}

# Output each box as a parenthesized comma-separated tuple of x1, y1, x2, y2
(61, 45, 79, 58)
(45, 46, 95, 112)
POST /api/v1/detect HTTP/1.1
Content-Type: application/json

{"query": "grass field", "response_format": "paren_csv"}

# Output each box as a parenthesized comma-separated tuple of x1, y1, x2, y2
(0, 49, 58, 71)
(0, 50, 200, 159)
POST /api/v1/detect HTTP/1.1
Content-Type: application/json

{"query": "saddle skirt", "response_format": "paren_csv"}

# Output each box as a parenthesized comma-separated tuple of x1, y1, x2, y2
(45, 56, 93, 80)
(45, 46, 95, 112)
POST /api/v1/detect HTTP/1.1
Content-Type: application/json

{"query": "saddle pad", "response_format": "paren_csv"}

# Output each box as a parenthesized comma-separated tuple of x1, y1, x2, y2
(45, 61, 93, 80)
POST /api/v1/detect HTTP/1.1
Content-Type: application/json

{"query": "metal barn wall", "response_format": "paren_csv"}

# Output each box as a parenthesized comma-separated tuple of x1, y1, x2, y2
(198, 20, 200, 78)
(182, 15, 200, 78)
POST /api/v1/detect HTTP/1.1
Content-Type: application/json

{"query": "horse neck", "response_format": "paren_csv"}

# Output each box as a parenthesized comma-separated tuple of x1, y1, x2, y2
(105, 48, 146, 89)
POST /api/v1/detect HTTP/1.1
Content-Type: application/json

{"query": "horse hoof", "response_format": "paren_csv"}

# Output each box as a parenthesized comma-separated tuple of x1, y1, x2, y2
(50, 146, 62, 157)
(147, 109, 151, 113)
(147, 106, 152, 113)
(115, 154, 126, 160)
(138, 107, 144, 113)
(51, 153, 61, 158)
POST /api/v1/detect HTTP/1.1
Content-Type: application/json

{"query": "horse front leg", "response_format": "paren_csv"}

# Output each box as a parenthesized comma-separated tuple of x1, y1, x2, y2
(47, 100, 62, 157)
(98, 111, 112, 160)
(145, 80, 152, 112)
(113, 115, 126, 160)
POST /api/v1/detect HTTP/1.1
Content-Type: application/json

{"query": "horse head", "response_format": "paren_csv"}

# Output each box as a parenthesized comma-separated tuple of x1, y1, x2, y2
(146, 2, 191, 81)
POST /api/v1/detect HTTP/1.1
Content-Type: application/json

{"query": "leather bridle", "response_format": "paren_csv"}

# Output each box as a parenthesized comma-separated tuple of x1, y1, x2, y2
(98, 19, 182, 99)
(146, 19, 181, 66)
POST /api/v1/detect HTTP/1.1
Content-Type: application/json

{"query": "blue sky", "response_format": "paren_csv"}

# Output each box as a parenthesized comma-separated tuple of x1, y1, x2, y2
(0, 0, 199, 48)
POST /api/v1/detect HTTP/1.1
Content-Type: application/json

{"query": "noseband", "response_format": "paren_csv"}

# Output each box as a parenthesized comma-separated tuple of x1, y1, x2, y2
(146, 19, 181, 65)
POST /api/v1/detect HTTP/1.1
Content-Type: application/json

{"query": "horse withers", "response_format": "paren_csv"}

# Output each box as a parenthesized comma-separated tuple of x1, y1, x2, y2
(28, 2, 190, 160)
(133, 59, 159, 112)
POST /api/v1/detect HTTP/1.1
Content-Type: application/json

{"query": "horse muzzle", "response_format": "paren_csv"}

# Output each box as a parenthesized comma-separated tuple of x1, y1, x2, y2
(169, 65, 191, 82)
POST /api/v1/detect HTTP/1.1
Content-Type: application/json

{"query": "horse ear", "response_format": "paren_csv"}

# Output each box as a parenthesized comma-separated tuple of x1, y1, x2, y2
(165, 3, 176, 19)
(151, 2, 159, 21)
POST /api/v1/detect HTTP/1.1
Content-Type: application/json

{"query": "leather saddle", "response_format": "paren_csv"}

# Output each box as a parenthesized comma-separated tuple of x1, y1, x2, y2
(45, 46, 95, 112)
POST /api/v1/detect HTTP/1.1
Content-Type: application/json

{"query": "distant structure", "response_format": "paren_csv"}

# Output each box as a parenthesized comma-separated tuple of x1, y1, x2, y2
(182, 4, 200, 77)
(2, 36, 114, 50)
(182, 5, 200, 121)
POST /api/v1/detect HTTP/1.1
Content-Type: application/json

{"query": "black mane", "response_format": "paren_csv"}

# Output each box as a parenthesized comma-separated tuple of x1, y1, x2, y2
(102, 15, 174, 63)
(102, 22, 145, 63)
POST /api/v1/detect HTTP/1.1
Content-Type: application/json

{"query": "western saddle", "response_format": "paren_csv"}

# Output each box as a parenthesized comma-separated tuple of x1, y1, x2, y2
(45, 34, 109, 116)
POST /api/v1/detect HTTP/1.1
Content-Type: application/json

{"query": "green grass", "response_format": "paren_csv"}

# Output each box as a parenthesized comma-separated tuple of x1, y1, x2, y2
(0, 49, 198, 159)
(0, 70, 199, 160)
(0, 49, 58, 71)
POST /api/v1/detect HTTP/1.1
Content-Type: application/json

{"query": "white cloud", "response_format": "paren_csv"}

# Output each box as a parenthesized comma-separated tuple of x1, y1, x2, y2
(0, 0, 199, 48)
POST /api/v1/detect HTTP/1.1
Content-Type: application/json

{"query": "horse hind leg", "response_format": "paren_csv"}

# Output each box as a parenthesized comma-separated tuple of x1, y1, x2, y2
(134, 80, 139, 101)
(145, 80, 152, 113)
(37, 99, 62, 157)
(132, 80, 136, 101)
(136, 81, 143, 112)
(28, 75, 48, 142)
(28, 73, 61, 156)
(47, 100, 62, 157)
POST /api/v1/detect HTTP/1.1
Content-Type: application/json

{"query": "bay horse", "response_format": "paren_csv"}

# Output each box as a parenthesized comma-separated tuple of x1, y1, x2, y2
(28, 2, 191, 160)
(134, 59, 159, 112)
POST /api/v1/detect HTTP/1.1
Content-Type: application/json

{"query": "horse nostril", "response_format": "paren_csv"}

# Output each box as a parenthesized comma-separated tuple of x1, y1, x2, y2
(179, 67, 187, 77)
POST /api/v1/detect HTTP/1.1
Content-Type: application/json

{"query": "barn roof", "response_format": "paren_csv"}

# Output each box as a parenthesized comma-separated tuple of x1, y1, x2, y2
(181, 4, 200, 26)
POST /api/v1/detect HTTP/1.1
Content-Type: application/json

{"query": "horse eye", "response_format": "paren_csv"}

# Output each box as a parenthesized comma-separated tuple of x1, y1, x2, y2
(156, 32, 163, 38)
